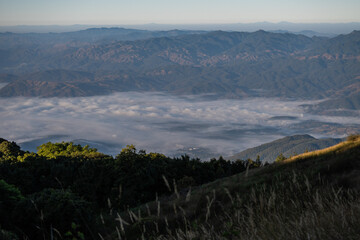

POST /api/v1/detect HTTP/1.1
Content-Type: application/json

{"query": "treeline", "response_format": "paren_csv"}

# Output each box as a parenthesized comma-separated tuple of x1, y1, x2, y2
(0, 138, 261, 239)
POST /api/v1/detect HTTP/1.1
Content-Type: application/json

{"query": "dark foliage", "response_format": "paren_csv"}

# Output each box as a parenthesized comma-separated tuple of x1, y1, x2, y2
(0, 139, 253, 239)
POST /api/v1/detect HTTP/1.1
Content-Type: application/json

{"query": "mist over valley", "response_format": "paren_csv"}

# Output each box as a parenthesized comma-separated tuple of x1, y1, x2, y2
(1, 92, 358, 159)
(1, 1, 360, 238)
(0, 27, 359, 158)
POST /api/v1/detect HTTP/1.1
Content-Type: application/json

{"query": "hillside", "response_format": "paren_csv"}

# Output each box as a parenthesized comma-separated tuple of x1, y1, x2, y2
(309, 30, 360, 56)
(0, 30, 359, 101)
(0, 139, 254, 239)
(228, 134, 342, 162)
(118, 136, 360, 239)
(0, 136, 359, 239)
(310, 93, 360, 113)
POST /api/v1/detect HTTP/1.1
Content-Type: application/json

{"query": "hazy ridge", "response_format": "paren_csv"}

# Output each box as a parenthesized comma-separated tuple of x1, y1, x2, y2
(0, 30, 359, 106)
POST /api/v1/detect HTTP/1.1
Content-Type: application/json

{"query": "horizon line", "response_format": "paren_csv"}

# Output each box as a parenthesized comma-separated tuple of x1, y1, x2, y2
(1, 21, 360, 27)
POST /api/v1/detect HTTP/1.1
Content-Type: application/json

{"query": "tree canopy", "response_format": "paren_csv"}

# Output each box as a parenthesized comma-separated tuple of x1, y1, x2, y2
(0, 138, 256, 239)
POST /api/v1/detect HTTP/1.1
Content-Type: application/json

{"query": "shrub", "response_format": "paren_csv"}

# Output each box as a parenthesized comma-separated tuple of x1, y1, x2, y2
(13, 188, 94, 239)
(347, 134, 360, 142)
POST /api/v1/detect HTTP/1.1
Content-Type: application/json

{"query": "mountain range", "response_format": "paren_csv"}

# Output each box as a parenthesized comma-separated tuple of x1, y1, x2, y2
(1, 22, 359, 34)
(0, 28, 359, 112)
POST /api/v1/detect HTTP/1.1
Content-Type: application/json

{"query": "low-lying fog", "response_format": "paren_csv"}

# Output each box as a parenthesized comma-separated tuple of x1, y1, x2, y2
(0, 83, 8, 89)
(1, 92, 359, 158)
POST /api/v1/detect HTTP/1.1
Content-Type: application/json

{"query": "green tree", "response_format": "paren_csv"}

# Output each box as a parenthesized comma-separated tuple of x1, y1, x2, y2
(37, 141, 103, 158)
(0, 140, 22, 162)
(0, 179, 24, 235)
(13, 188, 94, 239)
(119, 144, 137, 155)
(275, 153, 287, 162)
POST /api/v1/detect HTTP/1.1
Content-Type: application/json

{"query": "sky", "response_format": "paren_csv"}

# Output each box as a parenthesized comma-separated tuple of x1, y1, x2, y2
(0, 0, 359, 26)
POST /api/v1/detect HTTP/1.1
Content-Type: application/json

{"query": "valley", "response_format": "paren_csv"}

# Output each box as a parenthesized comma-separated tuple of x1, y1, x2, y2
(0, 28, 359, 157)
(1, 0, 359, 239)
(0, 92, 359, 159)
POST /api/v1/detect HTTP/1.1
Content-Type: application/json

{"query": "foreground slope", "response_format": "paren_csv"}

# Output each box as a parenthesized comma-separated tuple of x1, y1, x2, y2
(0, 136, 359, 239)
(0, 139, 252, 239)
(117, 136, 360, 239)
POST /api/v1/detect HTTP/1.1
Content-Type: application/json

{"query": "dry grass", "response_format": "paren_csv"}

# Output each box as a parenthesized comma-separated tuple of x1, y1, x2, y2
(105, 137, 360, 240)
(284, 136, 360, 163)
(108, 174, 360, 240)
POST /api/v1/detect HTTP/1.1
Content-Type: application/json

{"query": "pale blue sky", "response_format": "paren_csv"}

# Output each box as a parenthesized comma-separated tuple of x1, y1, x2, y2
(0, 0, 359, 25)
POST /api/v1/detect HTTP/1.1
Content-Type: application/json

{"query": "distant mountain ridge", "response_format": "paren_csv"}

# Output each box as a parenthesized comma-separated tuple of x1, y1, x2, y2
(271, 30, 337, 38)
(1, 22, 359, 34)
(0, 29, 359, 101)
(0, 28, 206, 48)
(228, 135, 342, 163)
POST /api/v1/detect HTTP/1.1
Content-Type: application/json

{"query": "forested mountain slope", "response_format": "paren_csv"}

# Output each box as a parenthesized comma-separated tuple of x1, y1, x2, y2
(119, 135, 360, 239)
(0, 30, 359, 100)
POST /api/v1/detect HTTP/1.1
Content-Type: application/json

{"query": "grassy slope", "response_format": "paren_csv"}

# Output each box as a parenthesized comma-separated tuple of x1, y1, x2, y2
(112, 137, 360, 240)
(228, 134, 342, 163)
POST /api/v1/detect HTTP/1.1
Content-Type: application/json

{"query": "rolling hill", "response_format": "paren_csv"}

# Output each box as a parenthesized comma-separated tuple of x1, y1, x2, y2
(310, 93, 360, 112)
(228, 134, 343, 163)
(119, 135, 360, 239)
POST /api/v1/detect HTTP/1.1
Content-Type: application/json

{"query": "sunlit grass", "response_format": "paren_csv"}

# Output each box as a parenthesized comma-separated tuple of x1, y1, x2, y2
(284, 134, 360, 163)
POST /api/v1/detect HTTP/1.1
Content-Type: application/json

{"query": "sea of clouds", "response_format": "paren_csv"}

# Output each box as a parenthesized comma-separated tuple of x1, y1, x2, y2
(0, 92, 359, 158)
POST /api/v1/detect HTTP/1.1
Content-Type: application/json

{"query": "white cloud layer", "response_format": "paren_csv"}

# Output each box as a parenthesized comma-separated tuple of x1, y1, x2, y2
(0, 92, 358, 157)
